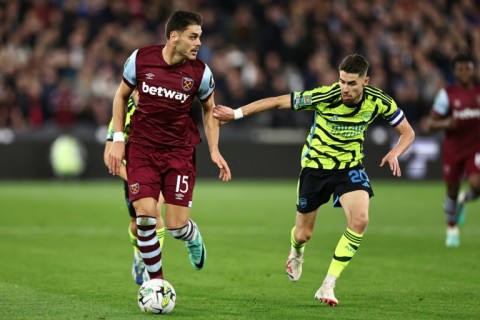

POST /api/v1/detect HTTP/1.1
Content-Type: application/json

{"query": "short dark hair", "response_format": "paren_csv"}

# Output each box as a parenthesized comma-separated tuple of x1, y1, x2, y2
(451, 53, 475, 69)
(339, 54, 369, 77)
(165, 10, 203, 39)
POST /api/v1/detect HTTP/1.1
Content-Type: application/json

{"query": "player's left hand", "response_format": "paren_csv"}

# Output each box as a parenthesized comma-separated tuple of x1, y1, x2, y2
(379, 152, 401, 177)
(211, 151, 231, 182)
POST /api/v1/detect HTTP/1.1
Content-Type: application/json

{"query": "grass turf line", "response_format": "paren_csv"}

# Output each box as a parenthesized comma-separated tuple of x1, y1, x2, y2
(0, 180, 479, 319)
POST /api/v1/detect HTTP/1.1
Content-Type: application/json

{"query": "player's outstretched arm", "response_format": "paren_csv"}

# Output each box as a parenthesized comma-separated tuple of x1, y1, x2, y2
(419, 112, 457, 133)
(213, 94, 291, 122)
(379, 118, 415, 177)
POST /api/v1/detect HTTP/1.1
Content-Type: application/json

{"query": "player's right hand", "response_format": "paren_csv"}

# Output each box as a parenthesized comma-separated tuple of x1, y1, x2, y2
(213, 105, 235, 123)
(419, 116, 432, 133)
(443, 117, 457, 130)
(108, 142, 125, 176)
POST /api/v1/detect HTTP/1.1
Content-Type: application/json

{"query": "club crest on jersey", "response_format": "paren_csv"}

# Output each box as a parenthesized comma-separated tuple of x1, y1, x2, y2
(129, 183, 140, 195)
(361, 111, 372, 121)
(182, 77, 194, 91)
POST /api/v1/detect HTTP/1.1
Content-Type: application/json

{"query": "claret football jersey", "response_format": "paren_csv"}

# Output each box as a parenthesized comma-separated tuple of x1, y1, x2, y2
(123, 45, 215, 147)
(432, 84, 480, 154)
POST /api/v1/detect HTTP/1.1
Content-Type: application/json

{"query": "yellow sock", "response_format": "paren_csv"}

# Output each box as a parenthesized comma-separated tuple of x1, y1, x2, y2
(129, 226, 166, 251)
(327, 228, 363, 278)
(128, 227, 138, 252)
(290, 226, 305, 252)
(156, 227, 165, 248)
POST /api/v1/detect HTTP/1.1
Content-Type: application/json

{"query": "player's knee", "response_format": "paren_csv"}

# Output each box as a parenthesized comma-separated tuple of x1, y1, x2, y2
(350, 215, 369, 233)
(296, 228, 313, 243)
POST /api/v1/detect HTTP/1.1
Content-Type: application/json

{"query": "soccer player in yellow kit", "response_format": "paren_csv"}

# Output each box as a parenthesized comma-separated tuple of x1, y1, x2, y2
(214, 54, 415, 306)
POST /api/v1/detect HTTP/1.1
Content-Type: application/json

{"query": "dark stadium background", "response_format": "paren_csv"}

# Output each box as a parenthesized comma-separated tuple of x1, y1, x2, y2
(0, 0, 477, 179)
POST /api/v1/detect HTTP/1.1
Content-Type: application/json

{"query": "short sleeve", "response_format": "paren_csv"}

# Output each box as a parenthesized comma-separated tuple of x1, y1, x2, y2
(197, 64, 215, 102)
(123, 50, 138, 87)
(432, 88, 449, 116)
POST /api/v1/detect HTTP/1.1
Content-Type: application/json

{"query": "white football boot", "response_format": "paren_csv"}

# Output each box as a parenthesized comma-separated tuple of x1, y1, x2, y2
(314, 281, 338, 306)
(286, 249, 304, 281)
(445, 226, 460, 248)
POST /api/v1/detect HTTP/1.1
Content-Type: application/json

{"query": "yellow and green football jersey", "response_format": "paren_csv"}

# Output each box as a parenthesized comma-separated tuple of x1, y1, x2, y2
(106, 95, 136, 141)
(292, 83, 404, 170)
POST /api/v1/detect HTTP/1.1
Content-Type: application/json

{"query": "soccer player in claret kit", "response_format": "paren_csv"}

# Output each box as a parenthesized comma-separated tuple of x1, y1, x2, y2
(108, 10, 231, 284)
(421, 53, 480, 247)
(214, 54, 415, 306)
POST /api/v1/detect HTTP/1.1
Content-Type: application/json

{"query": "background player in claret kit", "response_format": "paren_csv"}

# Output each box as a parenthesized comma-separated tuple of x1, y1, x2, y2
(104, 89, 165, 285)
(214, 54, 415, 306)
(108, 10, 231, 282)
(421, 53, 480, 247)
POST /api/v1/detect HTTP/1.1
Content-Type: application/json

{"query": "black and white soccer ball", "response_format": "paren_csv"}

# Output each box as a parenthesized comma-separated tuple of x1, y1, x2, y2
(137, 279, 176, 314)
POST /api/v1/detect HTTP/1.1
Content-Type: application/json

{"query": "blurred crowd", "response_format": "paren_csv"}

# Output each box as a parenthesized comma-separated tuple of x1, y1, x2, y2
(1, 0, 480, 134)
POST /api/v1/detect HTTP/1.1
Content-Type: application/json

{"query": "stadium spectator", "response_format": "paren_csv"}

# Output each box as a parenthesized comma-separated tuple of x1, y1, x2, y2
(0, 1, 480, 132)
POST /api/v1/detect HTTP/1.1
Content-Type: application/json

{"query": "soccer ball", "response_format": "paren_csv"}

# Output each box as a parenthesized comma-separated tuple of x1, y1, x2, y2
(137, 279, 176, 314)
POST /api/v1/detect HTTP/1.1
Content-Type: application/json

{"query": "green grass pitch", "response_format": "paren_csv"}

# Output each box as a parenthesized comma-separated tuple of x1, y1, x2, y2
(0, 179, 479, 319)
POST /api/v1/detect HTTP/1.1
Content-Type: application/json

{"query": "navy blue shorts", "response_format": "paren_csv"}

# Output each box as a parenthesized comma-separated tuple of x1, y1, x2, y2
(296, 165, 374, 213)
